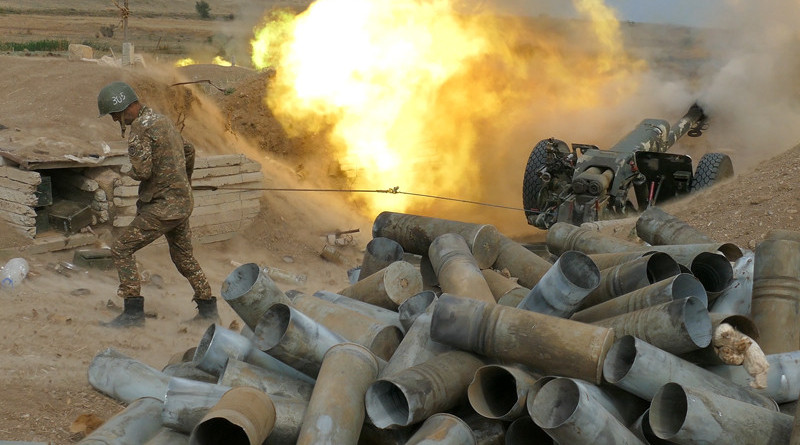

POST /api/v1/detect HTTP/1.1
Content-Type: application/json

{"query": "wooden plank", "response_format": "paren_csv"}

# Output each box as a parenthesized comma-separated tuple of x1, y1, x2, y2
(1, 221, 35, 239)
(191, 161, 263, 179)
(192, 172, 263, 188)
(192, 199, 259, 217)
(0, 231, 96, 255)
(192, 165, 241, 179)
(194, 154, 246, 169)
(192, 184, 262, 198)
(0, 187, 37, 206)
(0, 176, 38, 193)
(192, 190, 262, 206)
(0, 209, 35, 227)
(0, 198, 36, 217)
(0, 166, 41, 185)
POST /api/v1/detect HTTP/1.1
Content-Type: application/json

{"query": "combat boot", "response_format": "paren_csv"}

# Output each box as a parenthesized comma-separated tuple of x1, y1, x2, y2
(191, 297, 220, 323)
(102, 296, 145, 328)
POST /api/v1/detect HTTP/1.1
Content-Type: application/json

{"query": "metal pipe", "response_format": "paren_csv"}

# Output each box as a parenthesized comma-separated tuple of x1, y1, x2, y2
(467, 364, 539, 421)
(528, 378, 646, 445)
(296, 343, 380, 445)
(456, 410, 506, 445)
(603, 335, 778, 410)
(751, 238, 800, 354)
(145, 428, 190, 445)
(579, 252, 681, 309)
(496, 288, 529, 308)
(162, 390, 310, 445)
(430, 293, 614, 384)
(288, 291, 403, 361)
(365, 350, 485, 429)
(418, 254, 440, 292)
(481, 268, 525, 303)
(629, 409, 672, 445)
(218, 358, 314, 402)
(313, 290, 405, 333)
(546, 222, 641, 256)
(162, 377, 231, 434)
(337, 260, 423, 310)
(571, 273, 707, 323)
(593, 297, 712, 355)
(266, 396, 308, 445)
(404, 413, 476, 445)
(192, 324, 314, 383)
(162, 362, 217, 384)
(359, 236, 405, 280)
(189, 386, 276, 445)
(706, 350, 800, 403)
(397, 290, 437, 331)
(635, 206, 715, 246)
(650, 383, 792, 444)
(428, 233, 496, 304)
(380, 302, 452, 378)
(710, 251, 754, 315)
(587, 251, 656, 270)
(680, 313, 759, 366)
(505, 416, 555, 445)
(252, 302, 347, 378)
(686, 251, 734, 301)
(78, 397, 163, 444)
(516, 250, 600, 317)
(372, 211, 502, 268)
(221, 263, 291, 329)
(492, 233, 552, 289)
(628, 242, 744, 263)
(87, 348, 170, 404)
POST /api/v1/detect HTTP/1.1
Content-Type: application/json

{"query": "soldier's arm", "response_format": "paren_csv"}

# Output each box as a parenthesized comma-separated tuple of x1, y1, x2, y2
(183, 138, 195, 180)
(127, 131, 153, 181)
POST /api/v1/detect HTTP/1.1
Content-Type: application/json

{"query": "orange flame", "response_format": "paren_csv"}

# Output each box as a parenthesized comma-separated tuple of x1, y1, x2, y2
(251, 0, 645, 222)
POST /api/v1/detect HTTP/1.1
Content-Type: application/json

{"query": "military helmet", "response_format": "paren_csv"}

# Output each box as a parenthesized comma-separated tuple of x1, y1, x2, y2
(97, 81, 138, 117)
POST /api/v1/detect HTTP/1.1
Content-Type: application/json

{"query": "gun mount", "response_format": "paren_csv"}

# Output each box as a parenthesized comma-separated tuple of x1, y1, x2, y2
(522, 103, 734, 230)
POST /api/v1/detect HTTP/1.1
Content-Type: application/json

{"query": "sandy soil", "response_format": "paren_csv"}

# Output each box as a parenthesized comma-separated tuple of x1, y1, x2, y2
(1, 3, 799, 443)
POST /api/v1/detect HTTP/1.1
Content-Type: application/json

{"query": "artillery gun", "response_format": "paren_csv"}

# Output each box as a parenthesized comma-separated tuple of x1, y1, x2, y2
(522, 103, 733, 229)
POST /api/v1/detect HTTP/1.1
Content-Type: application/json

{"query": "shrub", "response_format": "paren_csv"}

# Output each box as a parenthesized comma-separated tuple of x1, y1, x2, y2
(195, 1, 211, 19)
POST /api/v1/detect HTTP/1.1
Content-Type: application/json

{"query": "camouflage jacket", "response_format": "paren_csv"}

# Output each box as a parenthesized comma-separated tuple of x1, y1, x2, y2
(128, 106, 195, 220)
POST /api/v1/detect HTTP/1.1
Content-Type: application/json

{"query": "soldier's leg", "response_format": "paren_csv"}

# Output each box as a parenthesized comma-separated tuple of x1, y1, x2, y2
(106, 213, 167, 327)
(164, 217, 213, 300)
(111, 213, 167, 298)
(165, 218, 217, 321)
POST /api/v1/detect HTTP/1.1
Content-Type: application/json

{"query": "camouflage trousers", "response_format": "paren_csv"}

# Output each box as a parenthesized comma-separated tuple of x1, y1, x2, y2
(111, 211, 212, 301)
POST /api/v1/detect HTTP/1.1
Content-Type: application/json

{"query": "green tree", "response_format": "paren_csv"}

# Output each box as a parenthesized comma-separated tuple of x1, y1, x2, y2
(195, 1, 211, 19)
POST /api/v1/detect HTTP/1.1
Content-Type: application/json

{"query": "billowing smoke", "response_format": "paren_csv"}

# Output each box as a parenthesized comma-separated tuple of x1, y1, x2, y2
(206, 0, 800, 236)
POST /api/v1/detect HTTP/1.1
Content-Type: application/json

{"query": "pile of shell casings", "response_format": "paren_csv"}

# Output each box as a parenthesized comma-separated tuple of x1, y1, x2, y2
(84, 207, 800, 445)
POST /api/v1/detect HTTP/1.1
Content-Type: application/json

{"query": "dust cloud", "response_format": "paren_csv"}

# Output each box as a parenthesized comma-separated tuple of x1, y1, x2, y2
(200, 0, 800, 237)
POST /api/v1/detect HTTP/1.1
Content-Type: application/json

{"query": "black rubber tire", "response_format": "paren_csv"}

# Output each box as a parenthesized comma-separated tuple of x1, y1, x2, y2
(691, 153, 734, 191)
(522, 139, 568, 224)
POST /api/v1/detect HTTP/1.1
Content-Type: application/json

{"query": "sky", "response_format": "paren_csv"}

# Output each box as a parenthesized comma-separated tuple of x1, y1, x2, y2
(490, 0, 725, 28)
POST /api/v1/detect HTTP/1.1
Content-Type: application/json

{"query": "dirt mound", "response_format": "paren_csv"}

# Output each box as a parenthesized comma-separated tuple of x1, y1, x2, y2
(665, 143, 800, 249)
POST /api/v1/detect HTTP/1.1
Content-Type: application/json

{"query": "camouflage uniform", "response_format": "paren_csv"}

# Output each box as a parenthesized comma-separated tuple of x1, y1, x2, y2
(111, 106, 213, 302)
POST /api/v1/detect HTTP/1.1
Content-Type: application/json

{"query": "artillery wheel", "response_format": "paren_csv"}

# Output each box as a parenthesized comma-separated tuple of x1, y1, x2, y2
(691, 153, 734, 191)
(522, 139, 569, 225)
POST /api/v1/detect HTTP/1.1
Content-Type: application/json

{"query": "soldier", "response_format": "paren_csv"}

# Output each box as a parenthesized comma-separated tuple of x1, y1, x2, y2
(96, 81, 218, 327)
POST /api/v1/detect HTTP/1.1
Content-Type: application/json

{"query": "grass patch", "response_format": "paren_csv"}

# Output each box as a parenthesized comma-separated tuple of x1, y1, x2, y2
(0, 39, 70, 52)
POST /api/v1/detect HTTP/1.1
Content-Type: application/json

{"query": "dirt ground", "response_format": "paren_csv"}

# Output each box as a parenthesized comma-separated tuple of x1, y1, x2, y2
(1, 3, 800, 444)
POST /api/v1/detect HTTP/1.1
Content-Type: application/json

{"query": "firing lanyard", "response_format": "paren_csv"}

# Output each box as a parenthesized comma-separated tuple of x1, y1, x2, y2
(192, 184, 527, 212)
